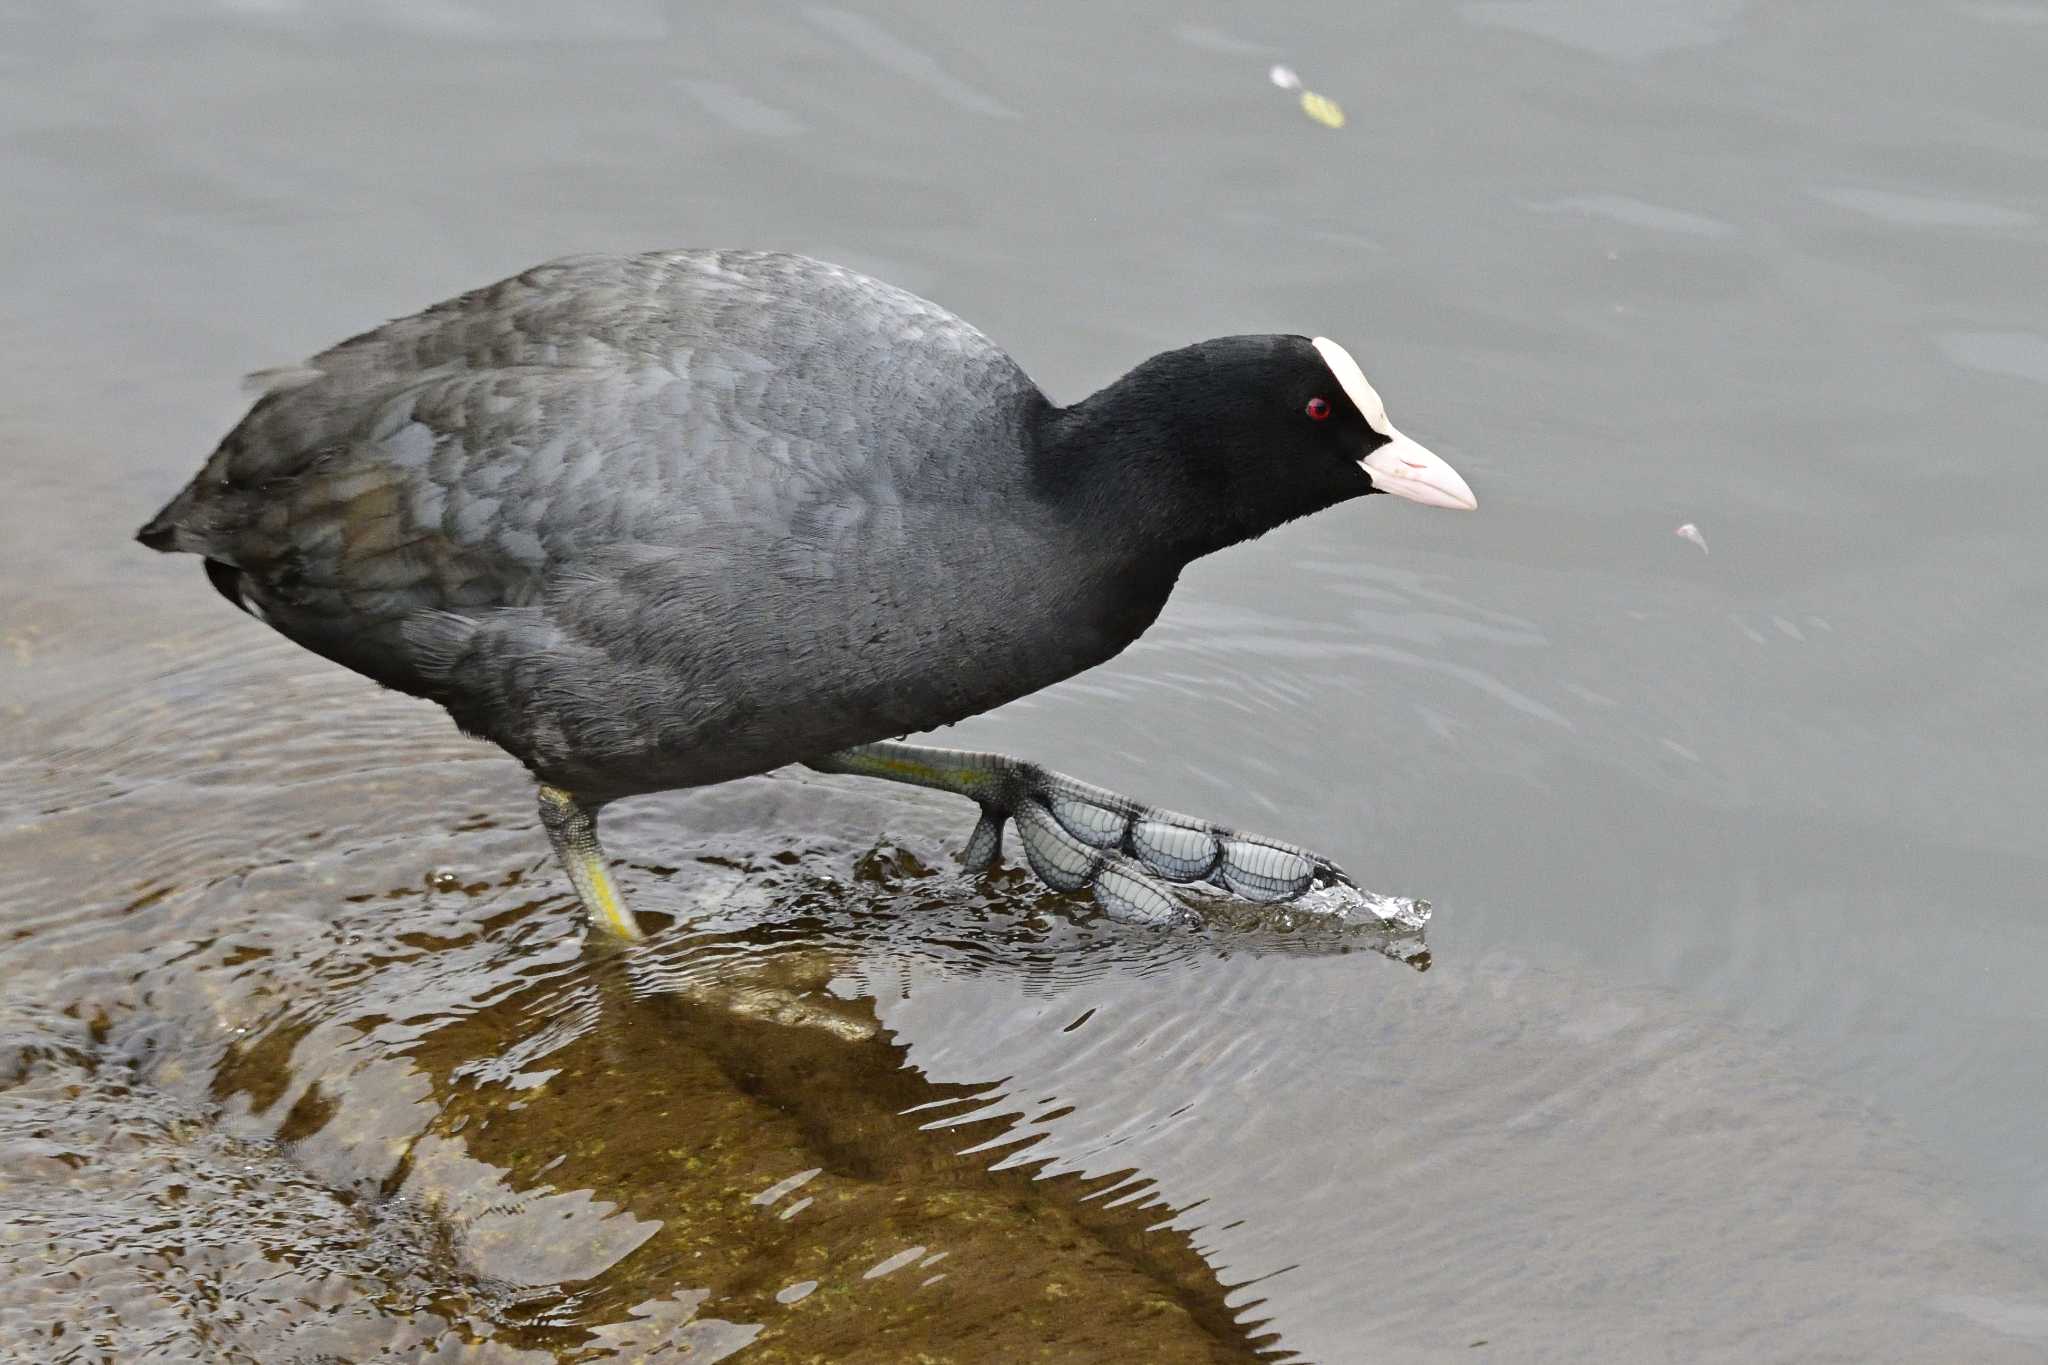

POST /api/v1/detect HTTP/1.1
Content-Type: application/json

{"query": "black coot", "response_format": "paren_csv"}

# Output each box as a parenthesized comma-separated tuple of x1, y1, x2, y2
(138, 251, 1475, 937)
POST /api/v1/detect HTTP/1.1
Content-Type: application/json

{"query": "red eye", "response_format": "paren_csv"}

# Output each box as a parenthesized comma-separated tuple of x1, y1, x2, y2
(1305, 396, 1332, 421)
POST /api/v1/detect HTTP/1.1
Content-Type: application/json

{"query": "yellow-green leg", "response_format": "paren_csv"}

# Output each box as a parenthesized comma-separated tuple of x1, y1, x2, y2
(537, 784, 645, 941)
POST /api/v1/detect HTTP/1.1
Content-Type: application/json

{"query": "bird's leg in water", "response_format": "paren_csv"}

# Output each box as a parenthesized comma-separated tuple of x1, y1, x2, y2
(805, 741, 1362, 927)
(537, 785, 645, 941)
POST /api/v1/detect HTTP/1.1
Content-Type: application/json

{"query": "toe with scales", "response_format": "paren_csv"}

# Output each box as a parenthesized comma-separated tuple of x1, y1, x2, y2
(808, 742, 1366, 927)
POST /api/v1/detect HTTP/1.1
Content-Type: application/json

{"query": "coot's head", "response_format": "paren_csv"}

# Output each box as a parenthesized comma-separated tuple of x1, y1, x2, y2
(1051, 333, 1474, 561)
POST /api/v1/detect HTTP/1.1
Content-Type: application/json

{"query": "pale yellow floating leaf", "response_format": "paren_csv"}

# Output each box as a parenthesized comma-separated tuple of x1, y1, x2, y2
(1299, 89, 1346, 129)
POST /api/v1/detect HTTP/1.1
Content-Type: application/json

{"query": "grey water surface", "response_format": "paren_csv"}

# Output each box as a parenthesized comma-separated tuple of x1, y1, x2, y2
(4, 2, 2048, 1361)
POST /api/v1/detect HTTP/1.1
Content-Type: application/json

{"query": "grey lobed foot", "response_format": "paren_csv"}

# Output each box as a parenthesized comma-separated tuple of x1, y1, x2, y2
(807, 742, 1379, 928)
(978, 767, 1360, 928)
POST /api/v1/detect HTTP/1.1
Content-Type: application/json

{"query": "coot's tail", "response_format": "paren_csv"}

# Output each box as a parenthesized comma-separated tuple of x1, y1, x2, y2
(138, 485, 249, 614)
(135, 484, 209, 554)
(135, 515, 181, 552)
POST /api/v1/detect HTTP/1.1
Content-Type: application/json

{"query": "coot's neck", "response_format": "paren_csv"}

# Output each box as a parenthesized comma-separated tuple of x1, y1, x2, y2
(1030, 347, 1254, 570)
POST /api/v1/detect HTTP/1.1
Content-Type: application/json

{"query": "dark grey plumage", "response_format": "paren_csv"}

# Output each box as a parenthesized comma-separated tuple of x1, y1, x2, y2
(146, 252, 1149, 797)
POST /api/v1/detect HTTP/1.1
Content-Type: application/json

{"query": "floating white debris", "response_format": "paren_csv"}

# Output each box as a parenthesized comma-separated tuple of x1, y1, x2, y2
(1675, 522, 1709, 554)
(1269, 64, 1301, 89)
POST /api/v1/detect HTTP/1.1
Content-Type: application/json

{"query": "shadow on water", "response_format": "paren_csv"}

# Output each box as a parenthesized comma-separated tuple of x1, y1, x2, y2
(0, 637, 1425, 1362)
